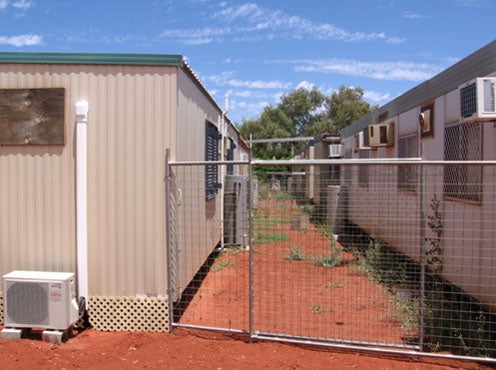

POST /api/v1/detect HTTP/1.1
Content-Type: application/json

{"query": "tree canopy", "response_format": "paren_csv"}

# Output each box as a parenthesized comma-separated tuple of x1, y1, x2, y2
(238, 85, 377, 159)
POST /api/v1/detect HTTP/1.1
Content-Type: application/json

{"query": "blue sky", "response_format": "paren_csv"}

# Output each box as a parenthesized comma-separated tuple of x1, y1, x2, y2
(0, 0, 495, 125)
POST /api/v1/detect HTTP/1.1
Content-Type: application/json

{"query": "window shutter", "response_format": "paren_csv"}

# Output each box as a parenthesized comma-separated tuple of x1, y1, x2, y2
(205, 121, 219, 199)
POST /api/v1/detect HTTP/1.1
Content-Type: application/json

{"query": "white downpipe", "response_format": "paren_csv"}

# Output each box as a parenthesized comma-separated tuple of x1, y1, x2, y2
(76, 100, 89, 307)
(219, 94, 229, 250)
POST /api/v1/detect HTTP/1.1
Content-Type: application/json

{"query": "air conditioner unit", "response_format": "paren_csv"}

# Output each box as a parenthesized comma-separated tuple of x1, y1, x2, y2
(368, 122, 394, 147)
(460, 77, 496, 122)
(328, 144, 343, 158)
(353, 130, 370, 152)
(3, 271, 79, 330)
(224, 175, 248, 246)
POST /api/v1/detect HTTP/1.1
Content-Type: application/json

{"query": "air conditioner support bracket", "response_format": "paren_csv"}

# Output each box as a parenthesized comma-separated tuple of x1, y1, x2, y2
(42, 327, 72, 344)
(0, 327, 72, 343)
(1, 327, 28, 340)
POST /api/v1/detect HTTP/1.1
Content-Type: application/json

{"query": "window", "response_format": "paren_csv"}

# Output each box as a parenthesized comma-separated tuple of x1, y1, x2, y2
(420, 102, 434, 137)
(398, 133, 418, 192)
(443, 122, 482, 202)
(205, 120, 221, 199)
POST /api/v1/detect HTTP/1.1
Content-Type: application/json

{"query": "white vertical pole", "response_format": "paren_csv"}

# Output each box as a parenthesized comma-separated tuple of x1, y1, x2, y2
(219, 94, 229, 250)
(76, 100, 89, 307)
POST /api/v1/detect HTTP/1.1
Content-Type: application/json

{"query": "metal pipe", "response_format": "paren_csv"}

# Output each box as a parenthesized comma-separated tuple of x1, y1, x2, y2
(75, 100, 89, 309)
(165, 150, 174, 332)
(248, 149, 254, 342)
(418, 143, 426, 351)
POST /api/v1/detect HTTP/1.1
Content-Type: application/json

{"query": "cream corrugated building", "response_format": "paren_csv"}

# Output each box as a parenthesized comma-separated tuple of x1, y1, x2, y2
(0, 52, 248, 331)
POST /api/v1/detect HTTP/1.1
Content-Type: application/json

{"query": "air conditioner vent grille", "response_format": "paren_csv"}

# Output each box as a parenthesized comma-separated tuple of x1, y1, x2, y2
(6, 281, 49, 325)
(482, 78, 496, 112)
(461, 82, 477, 119)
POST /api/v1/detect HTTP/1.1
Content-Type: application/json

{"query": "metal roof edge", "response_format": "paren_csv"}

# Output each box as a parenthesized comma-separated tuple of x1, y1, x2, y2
(0, 52, 184, 66)
(341, 39, 496, 138)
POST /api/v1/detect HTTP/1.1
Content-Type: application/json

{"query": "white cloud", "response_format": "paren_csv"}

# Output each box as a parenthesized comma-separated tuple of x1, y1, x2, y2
(453, 0, 487, 7)
(296, 81, 316, 90)
(363, 90, 391, 103)
(205, 71, 292, 89)
(402, 11, 426, 19)
(0, 0, 8, 10)
(13, 0, 31, 10)
(160, 26, 232, 45)
(289, 59, 443, 82)
(160, 2, 404, 45)
(226, 89, 284, 100)
(0, 33, 42, 46)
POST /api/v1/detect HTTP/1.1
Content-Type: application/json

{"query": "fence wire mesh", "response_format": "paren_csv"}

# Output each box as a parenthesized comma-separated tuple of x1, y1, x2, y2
(168, 160, 496, 361)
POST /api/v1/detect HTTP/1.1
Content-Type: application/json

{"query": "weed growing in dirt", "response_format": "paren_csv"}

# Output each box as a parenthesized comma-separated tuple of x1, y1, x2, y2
(352, 235, 496, 357)
(388, 294, 420, 334)
(426, 195, 443, 274)
(211, 247, 245, 272)
(309, 304, 324, 314)
(212, 259, 236, 272)
(312, 225, 342, 268)
(285, 245, 306, 261)
(313, 254, 341, 269)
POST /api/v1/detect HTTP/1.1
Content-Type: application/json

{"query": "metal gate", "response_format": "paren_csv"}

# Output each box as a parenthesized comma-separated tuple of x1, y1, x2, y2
(167, 159, 496, 362)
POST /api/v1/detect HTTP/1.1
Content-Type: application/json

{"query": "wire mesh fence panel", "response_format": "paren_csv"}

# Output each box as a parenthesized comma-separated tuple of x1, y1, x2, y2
(251, 165, 421, 349)
(168, 163, 250, 332)
(167, 159, 496, 360)
(252, 161, 496, 359)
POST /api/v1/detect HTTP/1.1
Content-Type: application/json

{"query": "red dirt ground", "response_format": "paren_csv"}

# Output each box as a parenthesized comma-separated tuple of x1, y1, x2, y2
(0, 326, 493, 369)
(0, 199, 493, 369)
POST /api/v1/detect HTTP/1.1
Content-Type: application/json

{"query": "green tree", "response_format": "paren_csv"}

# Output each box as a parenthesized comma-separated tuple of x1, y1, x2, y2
(239, 85, 376, 159)
(279, 87, 325, 135)
(325, 86, 377, 133)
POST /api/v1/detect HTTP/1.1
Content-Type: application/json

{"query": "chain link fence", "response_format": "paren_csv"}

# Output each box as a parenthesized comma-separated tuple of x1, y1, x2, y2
(167, 159, 496, 362)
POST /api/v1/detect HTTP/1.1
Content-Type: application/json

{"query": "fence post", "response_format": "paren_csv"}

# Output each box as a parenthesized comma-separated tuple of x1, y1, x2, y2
(165, 149, 174, 333)
(419, 148, 426, 351)
(248, 150, 255, 342)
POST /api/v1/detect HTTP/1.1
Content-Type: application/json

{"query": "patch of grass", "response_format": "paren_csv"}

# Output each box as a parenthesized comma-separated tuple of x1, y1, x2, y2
(388, 294, 420, 333)
(313, 254, 341, 269)
(285, 245, 306, 261)
(223, 246, 244, 256)
(313, 234, 342, 269)
(254, 232, 289, 243)
(211, 259, 236, 272)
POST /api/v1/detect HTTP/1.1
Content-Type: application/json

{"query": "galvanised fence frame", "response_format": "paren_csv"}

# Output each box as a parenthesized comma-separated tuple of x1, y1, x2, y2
(167, 158, 496, 364)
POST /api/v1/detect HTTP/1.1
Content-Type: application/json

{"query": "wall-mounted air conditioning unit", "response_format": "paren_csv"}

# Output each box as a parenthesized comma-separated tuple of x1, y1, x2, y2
(3, 271, 79, 330)
(368, 122, 394, 147)
(328, 144, 343, 158)
(224, 175, 248, 246)
(353, 130, 370, 152)
(460, 77, 496, 122)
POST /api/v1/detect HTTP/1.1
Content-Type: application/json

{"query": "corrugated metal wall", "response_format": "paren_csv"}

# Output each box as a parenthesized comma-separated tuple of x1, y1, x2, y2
(174, 68, 223, 293)
(0, 64, 77, 276)
(86, 65, 176, 297)
(0, 63, 177, 297)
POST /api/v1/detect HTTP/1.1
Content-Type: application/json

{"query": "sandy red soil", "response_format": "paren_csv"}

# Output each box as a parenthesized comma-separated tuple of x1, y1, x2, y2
(0, 199, 493, 369)
(0, 326, 492, 369)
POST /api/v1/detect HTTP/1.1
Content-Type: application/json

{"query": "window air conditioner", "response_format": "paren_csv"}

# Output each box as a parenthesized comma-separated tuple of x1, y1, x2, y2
(368, 122, 394, 147)
(460, 77, 496, 122)
(328, 144, 343, 158)
(353, 130, 370, 152)
(3, 271, 79, 330)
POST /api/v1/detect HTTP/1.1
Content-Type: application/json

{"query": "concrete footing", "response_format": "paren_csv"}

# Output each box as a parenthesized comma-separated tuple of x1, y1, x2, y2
(1, 327, 26, 340)
(1, 327, 72, 344)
